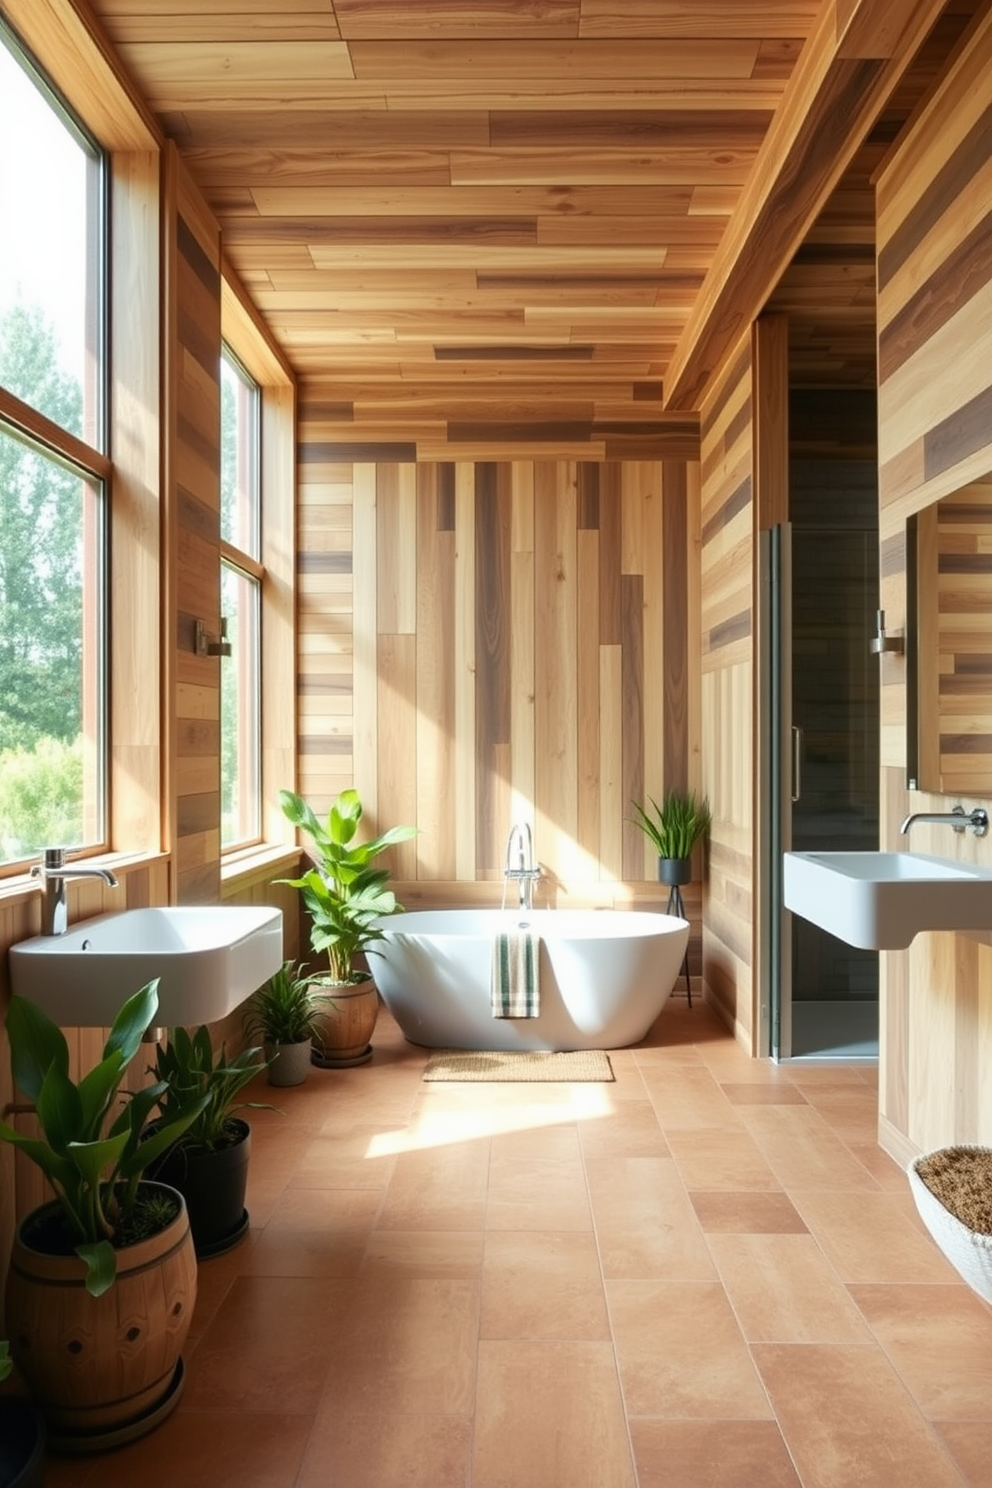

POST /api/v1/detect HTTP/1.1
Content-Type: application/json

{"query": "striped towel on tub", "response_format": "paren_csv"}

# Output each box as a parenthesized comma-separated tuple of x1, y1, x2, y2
(492, 929, 540, 1018)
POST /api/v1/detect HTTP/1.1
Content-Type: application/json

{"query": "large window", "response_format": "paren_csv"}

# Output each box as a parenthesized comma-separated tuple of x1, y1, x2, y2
(0, 24, 106, 870)
(220, 347, 261, 849)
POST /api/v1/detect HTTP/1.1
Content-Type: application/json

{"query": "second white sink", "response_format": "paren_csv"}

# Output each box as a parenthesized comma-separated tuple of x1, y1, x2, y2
(783, 851, 992, 949)
(9, 905, 283, 1027)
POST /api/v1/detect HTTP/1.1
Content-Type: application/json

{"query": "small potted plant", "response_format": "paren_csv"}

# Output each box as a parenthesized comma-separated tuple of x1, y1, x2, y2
(630, 787, 711, 887)
(0, 982, 207, 1447)
(243, 959, 323, 1086)
(0, 1340, 45, 1488)
(278, 786, 417, 1067)
(149, 1028, 271, 1257)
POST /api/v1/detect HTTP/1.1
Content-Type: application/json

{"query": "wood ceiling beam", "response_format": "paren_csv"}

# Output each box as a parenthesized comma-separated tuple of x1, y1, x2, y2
(664, 0, 958, 411)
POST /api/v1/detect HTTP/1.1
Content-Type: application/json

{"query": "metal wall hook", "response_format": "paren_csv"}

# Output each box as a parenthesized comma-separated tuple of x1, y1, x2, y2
(870, 608, 904, 656)
(195, 617, 232, 657)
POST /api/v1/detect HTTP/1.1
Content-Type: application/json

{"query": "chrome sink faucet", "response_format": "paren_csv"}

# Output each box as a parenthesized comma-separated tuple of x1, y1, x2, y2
(30, 847, 119, 935)
(503, 823, 541, 910)
(899, 805, 989, 839)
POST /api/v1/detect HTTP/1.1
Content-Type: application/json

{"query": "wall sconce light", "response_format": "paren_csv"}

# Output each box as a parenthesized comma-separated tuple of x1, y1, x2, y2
(869, 608, 904, 656)
(194, 617, 232, 658)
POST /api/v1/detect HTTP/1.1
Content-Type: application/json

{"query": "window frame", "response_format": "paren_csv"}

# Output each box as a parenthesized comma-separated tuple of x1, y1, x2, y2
(0, 18, 110, 877)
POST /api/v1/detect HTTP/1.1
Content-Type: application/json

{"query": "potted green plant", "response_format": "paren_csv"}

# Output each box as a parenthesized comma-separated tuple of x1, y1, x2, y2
(278, 786, 417, 1067)
(243, 959, 323, 1087)
(0, 1340, 45, 1488)
(0, 982, 207, 1449)
(148, 1027, 271, 1257)
(630, 787, 711, 888)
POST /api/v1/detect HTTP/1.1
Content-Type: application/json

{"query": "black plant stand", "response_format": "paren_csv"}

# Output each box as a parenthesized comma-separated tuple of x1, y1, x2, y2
(659, 858, 692, 1007)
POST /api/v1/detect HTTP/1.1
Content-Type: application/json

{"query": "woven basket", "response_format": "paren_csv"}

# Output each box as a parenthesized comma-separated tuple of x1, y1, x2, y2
(908, 1146, 992, 1304)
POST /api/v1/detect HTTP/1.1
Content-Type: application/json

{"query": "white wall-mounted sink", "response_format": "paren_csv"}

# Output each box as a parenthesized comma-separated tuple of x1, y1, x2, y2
(783, 851, 992, 950)
(8, 905, 283, 1027)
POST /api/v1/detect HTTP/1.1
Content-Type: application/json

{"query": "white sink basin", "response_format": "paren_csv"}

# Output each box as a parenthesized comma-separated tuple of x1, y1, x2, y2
(9, 905, 283, 1027)
(783, 851, 992, 949)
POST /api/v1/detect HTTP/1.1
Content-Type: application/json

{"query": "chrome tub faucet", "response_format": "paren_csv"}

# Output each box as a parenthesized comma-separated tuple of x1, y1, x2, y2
(899, 805, 989, 839)
(30, 847, 119, 935)
(503, 823, 541, 910)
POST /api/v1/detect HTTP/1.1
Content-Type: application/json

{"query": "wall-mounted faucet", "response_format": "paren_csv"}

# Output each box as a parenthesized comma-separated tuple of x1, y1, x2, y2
(503, 823, 541, 911)
(899, 805, 989, 839)
(30, 847, 119, 936)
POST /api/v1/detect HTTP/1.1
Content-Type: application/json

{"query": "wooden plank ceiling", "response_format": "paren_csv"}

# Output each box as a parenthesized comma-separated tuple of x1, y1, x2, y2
(86, 0, 979, 450)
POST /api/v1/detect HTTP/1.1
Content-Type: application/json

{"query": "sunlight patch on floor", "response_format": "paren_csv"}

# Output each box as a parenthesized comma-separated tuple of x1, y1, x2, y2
(365, 1084, 615, 1156)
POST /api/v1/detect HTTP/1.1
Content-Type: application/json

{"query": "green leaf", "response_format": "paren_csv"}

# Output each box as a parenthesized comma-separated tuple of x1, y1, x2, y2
(76, 1240, 116, 1298)
(35, 1064, 83, 1154)
(77, 1050, 126, 1136)
(104, 981, 160, 1066)
(6, 996, 69, 1100)
(66, 1131, 129, 1191)
(0, 1120, 76, 1188)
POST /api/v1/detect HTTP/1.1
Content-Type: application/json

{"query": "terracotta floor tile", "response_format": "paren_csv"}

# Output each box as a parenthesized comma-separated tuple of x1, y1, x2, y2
(933, 1420, 992, 1486)
(739, 1105, 882, 1190)
(689, 1190, 808, 1233)
(297, 1410, 473, 1488)
(67, 1408, 312, 1488)
(361, 1228, 485, 1279)
(489, 1121, 582, 1160)
(577, 1099, 669, 1158)
(850, 1282, 992, 1417)
(486, 1154, 592, 1231)
(585, 1156, 717, 1279)
(720, 1082, 808, 1105)
(753, 1343, 967, 1487)
(607, 1280, 772, 1418)
(322, 1278, 479, 1416)
(845, 1141, 908, 1190)
(600, 1050, 650, 1099)
(287, 1124, 399, 1189)
(641, 1067, 746, 1130)
(708, 1234, 875, 1343)
(629, 1419, 802, 1488)
(473, 1340, 636, 1488)
(182, 1274, 348, 1413)
(791, 1189, 963, 1284)
(799, 1085, 882, 1144)
(665, 1128, 782, 1191)
(376, 1138, 490, 1230)
(480, 1230, 611, 1340)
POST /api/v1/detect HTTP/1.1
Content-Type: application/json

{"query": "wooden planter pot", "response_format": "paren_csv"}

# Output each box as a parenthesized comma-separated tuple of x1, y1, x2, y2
(310, 975, 378, 1067)
(5, 1182, 195, 1454)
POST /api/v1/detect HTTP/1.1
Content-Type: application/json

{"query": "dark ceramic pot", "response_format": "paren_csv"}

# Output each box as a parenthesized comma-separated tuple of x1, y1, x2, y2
(658, 856, 692, 887)
(153, 1118, 251, 1258)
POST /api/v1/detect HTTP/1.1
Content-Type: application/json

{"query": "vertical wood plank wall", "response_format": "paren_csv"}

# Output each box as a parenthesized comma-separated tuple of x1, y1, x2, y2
(876, 5, 992, 1160)
(296, 412, 702, 950)
(699, 341, 755, 1048)
(166, 147, 223, 905)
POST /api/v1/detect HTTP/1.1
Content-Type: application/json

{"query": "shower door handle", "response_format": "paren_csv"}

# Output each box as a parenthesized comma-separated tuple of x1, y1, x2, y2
(791, 725, 802, 803)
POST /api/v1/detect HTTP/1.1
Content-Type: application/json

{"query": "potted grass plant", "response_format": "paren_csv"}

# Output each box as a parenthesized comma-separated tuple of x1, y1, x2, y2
(630, 787, 711, 887)
(243, 959, 323, 1086)
(148, 1027, 271, 1257)
(0, 982, 207, 1449)
(278, 787, 417, 1067)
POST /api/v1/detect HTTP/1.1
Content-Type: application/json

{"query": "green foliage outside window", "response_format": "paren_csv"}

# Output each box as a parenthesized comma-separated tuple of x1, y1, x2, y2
(0, 305, 90, 861)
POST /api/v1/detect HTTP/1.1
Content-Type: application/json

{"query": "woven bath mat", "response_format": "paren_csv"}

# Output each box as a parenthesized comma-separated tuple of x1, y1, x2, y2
(422, 1049, 614, 1083)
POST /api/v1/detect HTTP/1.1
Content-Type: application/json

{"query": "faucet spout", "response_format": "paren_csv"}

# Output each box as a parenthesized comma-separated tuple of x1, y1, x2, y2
(503, 823, 541, 911)
(30, 847, 119, 935)
(899, 805, 989, 839)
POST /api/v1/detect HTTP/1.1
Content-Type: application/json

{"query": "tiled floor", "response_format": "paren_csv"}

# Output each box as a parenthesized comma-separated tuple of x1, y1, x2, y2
(46, 999, 992, 1487)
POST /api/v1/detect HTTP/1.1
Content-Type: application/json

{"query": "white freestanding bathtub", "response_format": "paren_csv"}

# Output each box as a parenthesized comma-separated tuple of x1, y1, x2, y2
(370, 909, 689, 1051)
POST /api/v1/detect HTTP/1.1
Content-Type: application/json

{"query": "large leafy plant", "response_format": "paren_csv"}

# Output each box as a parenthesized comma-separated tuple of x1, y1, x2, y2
(630, 788, 712, 861)
(150, 1025, 270, 1152)
(0, 981, 209, 1297)
(278, 787, 416, 983)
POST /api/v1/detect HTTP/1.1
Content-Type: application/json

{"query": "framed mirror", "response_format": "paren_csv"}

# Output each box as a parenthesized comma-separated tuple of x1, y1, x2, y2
(908, 478, 992, 793)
